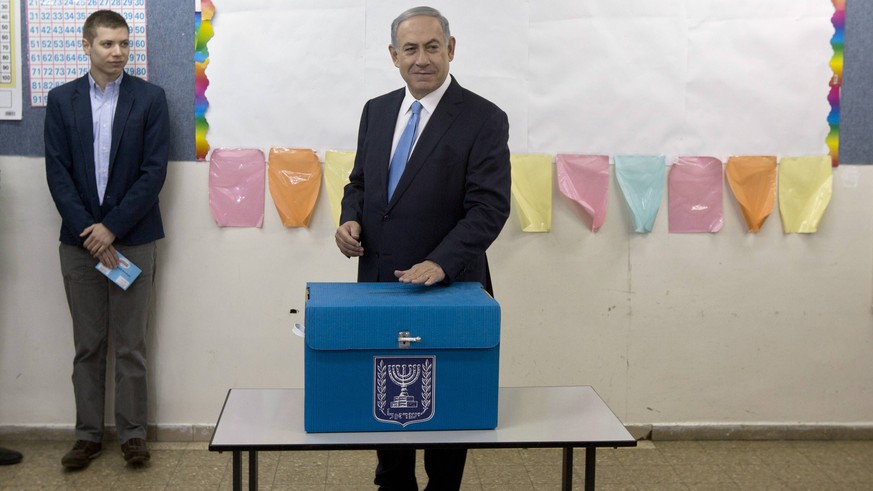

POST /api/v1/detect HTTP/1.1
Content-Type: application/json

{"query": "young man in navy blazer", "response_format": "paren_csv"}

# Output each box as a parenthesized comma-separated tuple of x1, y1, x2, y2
(336, 6, 511, 490)
(45, 9, 169, 469)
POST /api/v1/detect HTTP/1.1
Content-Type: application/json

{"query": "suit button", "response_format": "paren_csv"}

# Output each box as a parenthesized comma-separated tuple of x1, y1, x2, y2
(382, 215, 390, 221)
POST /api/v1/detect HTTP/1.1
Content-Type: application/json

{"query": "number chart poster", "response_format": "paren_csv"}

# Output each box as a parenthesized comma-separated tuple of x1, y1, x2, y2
(0, 0, 22, 119)
(25, 0, 148, 107)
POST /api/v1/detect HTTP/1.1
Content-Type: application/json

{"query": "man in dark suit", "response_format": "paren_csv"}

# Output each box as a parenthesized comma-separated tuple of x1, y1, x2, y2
(336, 6, 511, 490)
(44, 10, 168, 469)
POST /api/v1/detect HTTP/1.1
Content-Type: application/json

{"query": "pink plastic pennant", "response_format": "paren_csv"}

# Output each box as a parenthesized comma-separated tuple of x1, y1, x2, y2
(668, 156, 724, 233)
(209, 148, 266, 228)
(556, 154, 609, 232)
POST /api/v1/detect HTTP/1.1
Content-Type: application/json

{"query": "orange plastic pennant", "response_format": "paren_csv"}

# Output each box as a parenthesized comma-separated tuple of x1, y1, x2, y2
(725, 156, 777, 233)
(267, 148, 322, 228)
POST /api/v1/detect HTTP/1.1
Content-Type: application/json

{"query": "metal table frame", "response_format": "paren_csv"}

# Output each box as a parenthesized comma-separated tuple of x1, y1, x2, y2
(209, 386, 636, 490)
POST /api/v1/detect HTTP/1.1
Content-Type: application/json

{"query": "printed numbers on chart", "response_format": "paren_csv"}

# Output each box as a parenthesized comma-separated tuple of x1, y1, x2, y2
(26, 2, 150, 106)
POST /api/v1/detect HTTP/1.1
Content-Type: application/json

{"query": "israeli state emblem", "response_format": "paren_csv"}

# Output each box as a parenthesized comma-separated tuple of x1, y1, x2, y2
(374, 356, 435, 426)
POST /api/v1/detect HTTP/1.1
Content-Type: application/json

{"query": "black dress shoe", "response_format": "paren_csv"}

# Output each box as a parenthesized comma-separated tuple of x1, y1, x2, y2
(61, 440, 102, 468)
(0, 447, 23, 465)
(121, 437, 150, 465)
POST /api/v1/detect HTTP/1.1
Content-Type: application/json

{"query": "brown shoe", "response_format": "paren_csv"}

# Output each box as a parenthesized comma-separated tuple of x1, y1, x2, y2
(61, 440, 102, 469)
(121, 438, 150, 465)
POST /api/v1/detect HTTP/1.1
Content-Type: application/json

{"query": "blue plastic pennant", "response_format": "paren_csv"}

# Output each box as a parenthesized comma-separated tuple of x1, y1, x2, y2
(614, 155, 666, 233)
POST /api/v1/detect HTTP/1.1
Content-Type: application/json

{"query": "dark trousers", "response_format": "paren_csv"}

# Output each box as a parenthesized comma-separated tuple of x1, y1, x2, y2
(59, 242, 156, 443)
(374, 448, 467, 491)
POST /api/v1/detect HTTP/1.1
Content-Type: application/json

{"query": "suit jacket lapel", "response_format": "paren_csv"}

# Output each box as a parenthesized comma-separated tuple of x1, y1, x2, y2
(388, 78, 463, 207)
(110, 74, 134, 175)
(72, 75, 100, 211)
(377, 89, 405, 204)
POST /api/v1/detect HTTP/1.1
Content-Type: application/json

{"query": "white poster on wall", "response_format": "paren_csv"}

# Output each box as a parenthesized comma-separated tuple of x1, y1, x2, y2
(204, 0, 833, 159)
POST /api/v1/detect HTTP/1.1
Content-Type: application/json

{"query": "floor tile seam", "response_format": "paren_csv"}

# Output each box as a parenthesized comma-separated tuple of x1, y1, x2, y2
(465, 456, 483, 486)
(664, 459, 736, 479)
(238, 460, 280, 487)
(472, 460, 527, 468)
(256, 462, 330, 482)
(769, 469, 840, 485)
(478, 471, 534, 489)
(521, 460, 563, 473)
(161, 449, 187, 478)
(622, 465, 723, 487)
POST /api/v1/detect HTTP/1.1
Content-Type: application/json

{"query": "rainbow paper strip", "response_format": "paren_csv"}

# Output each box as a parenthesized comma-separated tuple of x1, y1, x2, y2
(827, 0, 844, 167)
(195, 0, 215, 161)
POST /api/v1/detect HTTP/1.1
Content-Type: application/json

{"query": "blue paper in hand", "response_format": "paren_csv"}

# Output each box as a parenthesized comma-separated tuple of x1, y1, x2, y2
(95, 251, 142, 290)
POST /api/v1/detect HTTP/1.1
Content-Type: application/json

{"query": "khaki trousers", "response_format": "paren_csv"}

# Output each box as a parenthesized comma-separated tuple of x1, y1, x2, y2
(59, 242, 156, 443)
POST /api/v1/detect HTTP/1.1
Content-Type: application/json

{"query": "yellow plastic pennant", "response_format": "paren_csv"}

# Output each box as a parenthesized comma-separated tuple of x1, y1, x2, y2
(725, 156, 777, 233)
(267, 148, 322, 228)
(778, 156, 833, 234)
(510, 154, 553, 232)
(324, 150, 356, 226)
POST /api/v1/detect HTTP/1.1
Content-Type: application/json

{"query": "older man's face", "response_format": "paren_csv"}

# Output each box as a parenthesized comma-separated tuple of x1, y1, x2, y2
(389, 16, 455, 99)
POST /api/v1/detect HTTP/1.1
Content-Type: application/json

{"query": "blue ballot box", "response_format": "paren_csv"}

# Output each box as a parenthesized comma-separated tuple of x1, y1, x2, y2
(303, 282, 500, 433)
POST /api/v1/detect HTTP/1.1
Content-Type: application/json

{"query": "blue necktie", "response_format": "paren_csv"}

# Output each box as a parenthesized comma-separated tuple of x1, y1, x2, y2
(387, 101, 422, 200)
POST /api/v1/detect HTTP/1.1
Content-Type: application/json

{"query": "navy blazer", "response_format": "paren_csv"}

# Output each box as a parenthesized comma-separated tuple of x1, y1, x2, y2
(340, 77, 511, 293)
(45, 73, 169, 246)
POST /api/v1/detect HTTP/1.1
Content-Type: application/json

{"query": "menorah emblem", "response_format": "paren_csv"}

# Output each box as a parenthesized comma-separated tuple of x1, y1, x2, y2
(374, 356, 435, 426)
(388, 364, 421, 408)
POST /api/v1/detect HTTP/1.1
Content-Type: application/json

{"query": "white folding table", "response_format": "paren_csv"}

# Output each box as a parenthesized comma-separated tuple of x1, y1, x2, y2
(209, 386, 636, 490)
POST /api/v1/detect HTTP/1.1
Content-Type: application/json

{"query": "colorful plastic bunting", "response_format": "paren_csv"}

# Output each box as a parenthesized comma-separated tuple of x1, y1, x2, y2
(510, 154, 553, 232)
(267, 148, 322, 228)
(209, 148, 266, 228)
(668, 156, 724, 233)
(324, 150, 356, 226)
(725, 156, 777, 233)
(614, 155, 666, 233)
(778, 156, 833, 234)
(556, 154, 610, 232)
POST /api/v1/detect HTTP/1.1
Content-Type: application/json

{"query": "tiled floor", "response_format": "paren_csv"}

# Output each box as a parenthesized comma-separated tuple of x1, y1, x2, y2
(0, 439, 872, 490)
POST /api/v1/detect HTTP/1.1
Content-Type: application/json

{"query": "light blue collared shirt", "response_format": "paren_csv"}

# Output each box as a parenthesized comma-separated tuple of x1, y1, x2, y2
(88, 73, 123, 205)
(390, 74, 453, 161)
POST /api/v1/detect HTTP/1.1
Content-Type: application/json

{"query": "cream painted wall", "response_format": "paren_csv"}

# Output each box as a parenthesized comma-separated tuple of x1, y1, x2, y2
(1, 156, 872, 430)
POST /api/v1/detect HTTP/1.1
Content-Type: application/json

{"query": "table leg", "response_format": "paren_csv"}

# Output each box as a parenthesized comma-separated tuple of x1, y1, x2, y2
(562, 447, 573, 490)
(248, 451, 258, 490)
(584, 446, 596, 491)
(232, 451, 241, 491)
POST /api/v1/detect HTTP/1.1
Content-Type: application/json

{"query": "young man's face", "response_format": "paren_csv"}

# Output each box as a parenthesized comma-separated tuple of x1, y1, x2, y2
(83, 26, 130, 83)
(389, 16, 455, 100)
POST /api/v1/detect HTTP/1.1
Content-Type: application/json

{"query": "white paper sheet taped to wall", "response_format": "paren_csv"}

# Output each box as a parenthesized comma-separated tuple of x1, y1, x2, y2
(205, 0, 832, 159)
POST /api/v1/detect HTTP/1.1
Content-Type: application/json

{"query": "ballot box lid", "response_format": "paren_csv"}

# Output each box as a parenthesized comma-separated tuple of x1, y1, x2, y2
(304, 282, 500, 351)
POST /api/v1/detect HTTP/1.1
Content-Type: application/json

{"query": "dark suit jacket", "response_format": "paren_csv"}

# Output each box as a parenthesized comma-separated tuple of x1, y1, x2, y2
(340, 77, 511, 293)
(45, 73, 169, 247)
